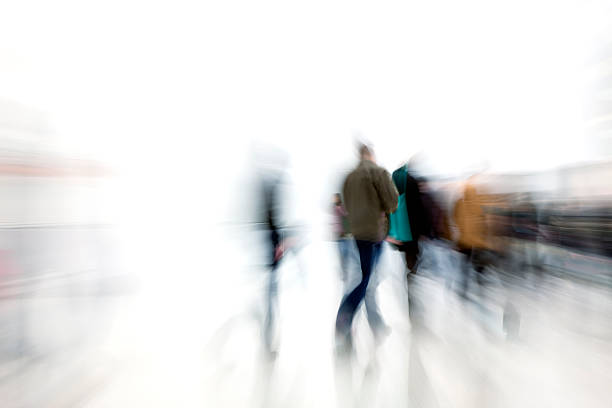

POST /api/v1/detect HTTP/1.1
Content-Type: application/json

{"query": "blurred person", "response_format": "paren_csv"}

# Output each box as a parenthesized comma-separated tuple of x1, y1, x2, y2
(415, 178, 452, 275)
(255, 145, 297, 359)
(453, 180, 492, 299)
(335, 144, 398, 352)
(387, 161, 430, 323)
(388, 163, 428, 272)
(418, 179, 450, 242)
(451, 182, 525, 339)
(331, 193, 353, 284)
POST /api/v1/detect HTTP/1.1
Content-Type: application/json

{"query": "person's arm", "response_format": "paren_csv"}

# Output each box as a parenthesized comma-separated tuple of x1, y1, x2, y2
(374, 168, 399, 214)
(272, 172, 302, 260)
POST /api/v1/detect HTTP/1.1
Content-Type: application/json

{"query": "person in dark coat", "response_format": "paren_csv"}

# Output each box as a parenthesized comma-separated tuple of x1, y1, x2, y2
(255, 145, 296, 359)
(389, 165, 429, 271)
(388, 163, 431, 323)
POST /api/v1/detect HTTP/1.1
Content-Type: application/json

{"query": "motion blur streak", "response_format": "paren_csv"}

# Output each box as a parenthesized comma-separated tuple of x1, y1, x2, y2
(1, 0, 612, 407)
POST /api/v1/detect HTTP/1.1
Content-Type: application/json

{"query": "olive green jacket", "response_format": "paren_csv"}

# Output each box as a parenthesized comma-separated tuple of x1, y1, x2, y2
(342, 160, 399, 242)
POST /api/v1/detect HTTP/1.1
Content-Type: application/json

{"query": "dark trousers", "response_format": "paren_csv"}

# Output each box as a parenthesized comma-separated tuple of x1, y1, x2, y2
(390, 240, 421, 317)
(458, 247, 488, 298)
(402, 241, 421, 322)
(335, 240, 384, 342)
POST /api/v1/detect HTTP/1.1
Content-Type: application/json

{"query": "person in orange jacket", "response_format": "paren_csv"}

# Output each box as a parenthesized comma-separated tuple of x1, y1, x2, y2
(453, 181, 492, 298)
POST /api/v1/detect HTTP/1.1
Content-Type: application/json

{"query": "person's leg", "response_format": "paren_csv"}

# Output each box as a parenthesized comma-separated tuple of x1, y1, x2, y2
(520, 238, 531, 272)
(404, 243, 419, 312)
(509, 239, 525, 281)
(364, 242, 388, 338)
(335, 240, 375, 345)
(532, 238, 544, 285)
(338, 238, 350, 283)
(459, 248, 472, 299)
(264, 259, 279, 355)
(473, 249, 486, 288)
(525, 239, 542, 287)
(418, 239, 435, 273)
(442, 242, 455, 290)
(347, 238, 360, 279)
(404, 243, 419, 273)
(404, 241, 422, 323)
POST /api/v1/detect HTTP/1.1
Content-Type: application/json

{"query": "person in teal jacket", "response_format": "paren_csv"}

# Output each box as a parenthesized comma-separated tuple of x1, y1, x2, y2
(388, 163, 429, 323)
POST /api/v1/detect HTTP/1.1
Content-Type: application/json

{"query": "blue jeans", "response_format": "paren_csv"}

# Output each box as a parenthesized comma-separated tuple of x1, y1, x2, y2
(335, 240, 386, 342)
(337, 238, 354, 282)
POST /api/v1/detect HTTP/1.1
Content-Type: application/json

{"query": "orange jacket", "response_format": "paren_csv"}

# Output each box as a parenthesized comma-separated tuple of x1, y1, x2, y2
(453, 184, 489, 250)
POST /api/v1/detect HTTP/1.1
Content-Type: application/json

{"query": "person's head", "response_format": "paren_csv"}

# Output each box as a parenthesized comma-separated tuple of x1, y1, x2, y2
(463, 183, 477, 201)
(359, 144, 375, 162)
(333, 193, 342, 205)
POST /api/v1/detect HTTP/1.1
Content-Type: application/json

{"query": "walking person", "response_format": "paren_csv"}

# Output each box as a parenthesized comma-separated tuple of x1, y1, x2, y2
(254, 144, 297, 360)
(453, 181, 490, 299)
(387, 162, 430, 323)
(335, 144, 398, 352)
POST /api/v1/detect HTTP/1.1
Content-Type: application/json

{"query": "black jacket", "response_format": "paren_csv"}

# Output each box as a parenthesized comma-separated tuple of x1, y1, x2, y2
(391, 166, 429, 241)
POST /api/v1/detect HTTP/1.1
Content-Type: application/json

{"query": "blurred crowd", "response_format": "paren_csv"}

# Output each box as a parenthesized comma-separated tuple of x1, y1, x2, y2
(248, 140, 612, 406)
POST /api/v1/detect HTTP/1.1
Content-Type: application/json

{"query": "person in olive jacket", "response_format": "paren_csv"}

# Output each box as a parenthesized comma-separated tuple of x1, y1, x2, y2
(335, 144, 398, 351)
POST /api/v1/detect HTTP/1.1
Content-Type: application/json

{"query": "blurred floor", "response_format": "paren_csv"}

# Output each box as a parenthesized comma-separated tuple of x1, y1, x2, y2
(1, 228, 612, 407)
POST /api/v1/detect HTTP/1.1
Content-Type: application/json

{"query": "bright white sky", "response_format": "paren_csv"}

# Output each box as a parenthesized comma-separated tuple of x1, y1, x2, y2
(0, 0, 611, 230)
(0, 0, 610, 173)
